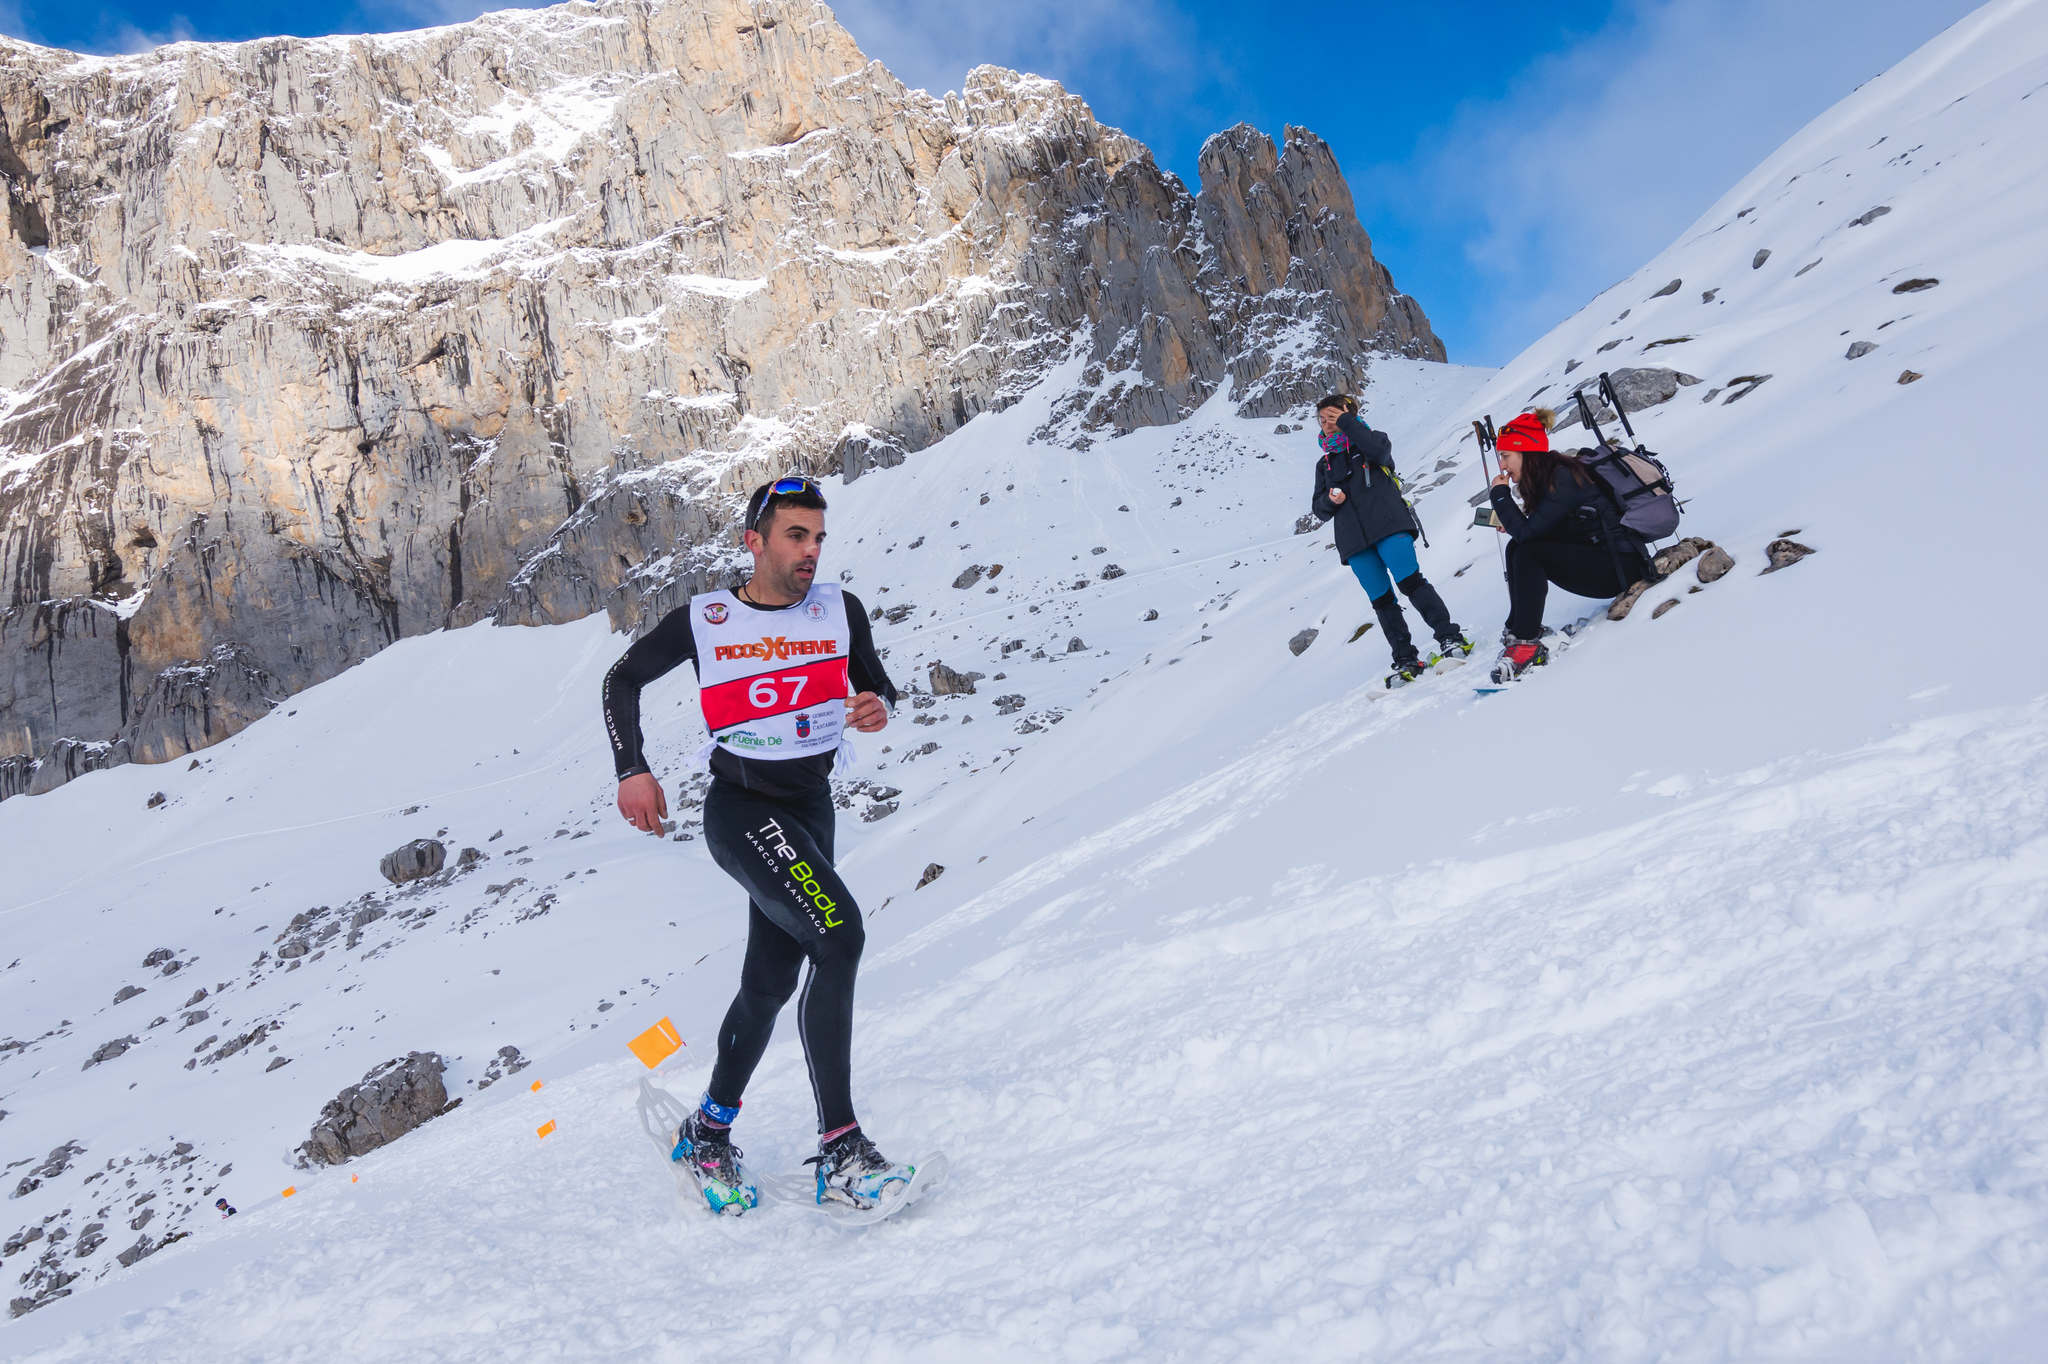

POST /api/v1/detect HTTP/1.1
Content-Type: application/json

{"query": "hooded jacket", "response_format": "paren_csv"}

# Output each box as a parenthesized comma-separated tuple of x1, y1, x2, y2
(1310, 413, 1416, 561)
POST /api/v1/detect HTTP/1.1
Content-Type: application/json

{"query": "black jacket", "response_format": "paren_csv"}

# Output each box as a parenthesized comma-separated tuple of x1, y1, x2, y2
(1310, 414, 1415, 561)
(1489, 464, 1649, 566)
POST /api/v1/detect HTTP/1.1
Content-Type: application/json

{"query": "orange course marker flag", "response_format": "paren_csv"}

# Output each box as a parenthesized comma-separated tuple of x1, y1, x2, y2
(628, 1017, 684, 1069)
(529, 1079, 544, 1093)
(280, 1186, 296, 1198)
(537, 1120, 557, 1140)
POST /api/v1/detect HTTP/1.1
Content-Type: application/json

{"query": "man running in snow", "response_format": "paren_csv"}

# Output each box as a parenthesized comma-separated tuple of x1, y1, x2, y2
(601, 476, 909, 1214)
(1309, 395, 1470, 681)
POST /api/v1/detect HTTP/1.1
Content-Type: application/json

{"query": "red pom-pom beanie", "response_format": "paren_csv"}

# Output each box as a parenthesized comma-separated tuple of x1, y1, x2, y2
(1496, 412, 1550, 453)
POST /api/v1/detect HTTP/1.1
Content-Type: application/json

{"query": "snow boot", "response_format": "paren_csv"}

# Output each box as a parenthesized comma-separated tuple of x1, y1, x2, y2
(1489, 639, 1549, 685)
(1371, 592, 1421, 674)
(1396, 572, 1463, 650)
(1432, 631, 1475, 662)
(808, 1127, 915, 1210)
(672, 1111, 758, 1216)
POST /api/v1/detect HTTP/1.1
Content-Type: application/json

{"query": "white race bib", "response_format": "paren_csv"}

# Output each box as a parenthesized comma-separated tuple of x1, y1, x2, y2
(688, 585, 851, 762)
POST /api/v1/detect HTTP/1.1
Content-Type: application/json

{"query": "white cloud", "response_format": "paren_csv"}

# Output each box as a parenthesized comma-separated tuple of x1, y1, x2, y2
(110, 15, 196, 53)
(827, 0, 1204, 112)
(1376, 0, 1984, 364)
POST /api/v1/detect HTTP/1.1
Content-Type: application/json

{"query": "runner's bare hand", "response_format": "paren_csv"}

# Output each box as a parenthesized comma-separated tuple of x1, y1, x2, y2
(1326, 488, 1347, 505)
(617, 772, 668, 834)
(846, 691, 890, 733)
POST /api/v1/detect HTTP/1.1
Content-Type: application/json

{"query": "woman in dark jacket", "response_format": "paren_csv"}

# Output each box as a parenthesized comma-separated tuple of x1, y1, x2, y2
(1311, 395, 1469, 681)
(1487, 410, 1652, 678)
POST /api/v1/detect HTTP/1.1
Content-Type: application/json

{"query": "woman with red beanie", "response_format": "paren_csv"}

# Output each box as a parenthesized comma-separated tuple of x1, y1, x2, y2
(1486, 410, 1652, 681)
(1310, 394, 1472, 685)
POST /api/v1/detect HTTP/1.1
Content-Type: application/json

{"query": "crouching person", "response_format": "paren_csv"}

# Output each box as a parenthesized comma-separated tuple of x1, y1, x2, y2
(1486, 411, 1652, 681)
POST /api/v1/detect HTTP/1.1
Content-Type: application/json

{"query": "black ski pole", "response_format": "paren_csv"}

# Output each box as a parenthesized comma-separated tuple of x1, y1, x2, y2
(1598, 371, 1639, 449)
(1473, 417, 1506, 582)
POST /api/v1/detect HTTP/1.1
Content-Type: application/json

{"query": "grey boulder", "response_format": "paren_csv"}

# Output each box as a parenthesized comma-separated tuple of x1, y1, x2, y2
(298, 1052, 452, 1167)
(379, 840, 447, 885)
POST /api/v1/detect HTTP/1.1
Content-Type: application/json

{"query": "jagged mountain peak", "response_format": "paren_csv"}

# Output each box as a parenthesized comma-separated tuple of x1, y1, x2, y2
(0, 0, 1438, 800)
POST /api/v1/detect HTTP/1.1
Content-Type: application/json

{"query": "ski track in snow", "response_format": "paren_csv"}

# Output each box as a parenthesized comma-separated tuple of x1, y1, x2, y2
(10, 0, 2048, 1356)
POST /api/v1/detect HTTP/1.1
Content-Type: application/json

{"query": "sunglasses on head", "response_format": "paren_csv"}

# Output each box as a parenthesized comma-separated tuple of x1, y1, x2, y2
(746, 474, 821, 532)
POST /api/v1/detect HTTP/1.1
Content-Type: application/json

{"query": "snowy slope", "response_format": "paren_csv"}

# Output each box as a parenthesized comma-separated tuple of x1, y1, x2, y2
(6, 0, 2048, 1356)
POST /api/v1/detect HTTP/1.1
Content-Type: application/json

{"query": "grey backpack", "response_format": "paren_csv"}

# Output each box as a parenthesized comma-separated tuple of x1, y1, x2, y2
(1581, 441, 1681, 540)
(1574, 376, 1682, 541)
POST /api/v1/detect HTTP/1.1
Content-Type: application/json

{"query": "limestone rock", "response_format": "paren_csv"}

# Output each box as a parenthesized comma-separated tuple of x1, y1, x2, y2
(476, 1045, 529, 1089)
(297, 1052, 452, 1166)
(82, 1037, 137, 1070)
(0, 1, 1443, 798)
(1846, 341, 1878, 359)
(927, 662, 982, 696)
(1651, 598, 1682, 619)
(1609, 580, 1653, 621)
(916, 863, 945, 889)
(834, 426, 908, 484)
(1752, 249, 1772, 269)
(1554, 368, 1700, 429)
(1764, 538, 1817, 573)
(1653, 537, 1713, 578)
(1288, 628, 1319, 656)
(379, 839, 447, 885)
(1695, 545, 1736, 583)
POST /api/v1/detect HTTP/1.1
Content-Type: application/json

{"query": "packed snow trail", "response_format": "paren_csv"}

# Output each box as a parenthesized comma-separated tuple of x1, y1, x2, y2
(9, 699, 2048, 1361)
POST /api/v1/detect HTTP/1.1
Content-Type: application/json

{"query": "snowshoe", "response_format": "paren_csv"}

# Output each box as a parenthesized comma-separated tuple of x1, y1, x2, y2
(672, 1112, 759, 1216)
(1488, 639, 1549, 686)
(1433, 632, 1475, 661)
(807, 1128, 916, 1211)
(1384, 657, 1430, 689)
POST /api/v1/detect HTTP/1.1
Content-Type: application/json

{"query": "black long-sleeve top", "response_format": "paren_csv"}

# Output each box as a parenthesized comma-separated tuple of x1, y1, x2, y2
(602, 589, 897, 798)
(1487, 468, 1615, 544)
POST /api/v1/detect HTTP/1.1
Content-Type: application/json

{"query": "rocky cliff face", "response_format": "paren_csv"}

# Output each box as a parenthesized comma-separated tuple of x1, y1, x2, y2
(0, 0, 1442, 797)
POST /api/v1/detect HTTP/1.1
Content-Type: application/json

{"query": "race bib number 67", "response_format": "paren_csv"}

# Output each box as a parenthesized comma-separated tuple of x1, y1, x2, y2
(701, 657, 851, 730)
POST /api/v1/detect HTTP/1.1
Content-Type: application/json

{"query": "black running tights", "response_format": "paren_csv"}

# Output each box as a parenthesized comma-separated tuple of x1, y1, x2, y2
(700, 780, 865, 1134)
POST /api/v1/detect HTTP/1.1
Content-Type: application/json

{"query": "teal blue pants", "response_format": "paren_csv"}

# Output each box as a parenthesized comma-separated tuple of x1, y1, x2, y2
(1347, 533, 1419, 600)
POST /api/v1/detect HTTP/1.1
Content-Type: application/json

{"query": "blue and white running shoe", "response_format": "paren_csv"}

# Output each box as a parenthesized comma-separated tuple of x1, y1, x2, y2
(672, 1113, 758, 1216)
(807, 1128, 914, 1210)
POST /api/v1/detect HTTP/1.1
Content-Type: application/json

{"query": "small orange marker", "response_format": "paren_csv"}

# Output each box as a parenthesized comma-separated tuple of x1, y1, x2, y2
(351, 1175, 359, 1183)
(628, 1017, 684, 1069)
(537, 1120, 557, 1139)
(529, 1079, 544, 1093)
(281, 1186, 296, 1198)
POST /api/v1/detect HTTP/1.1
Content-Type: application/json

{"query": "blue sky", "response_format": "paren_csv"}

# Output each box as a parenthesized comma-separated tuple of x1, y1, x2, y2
(3, 0, 1984, 364)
